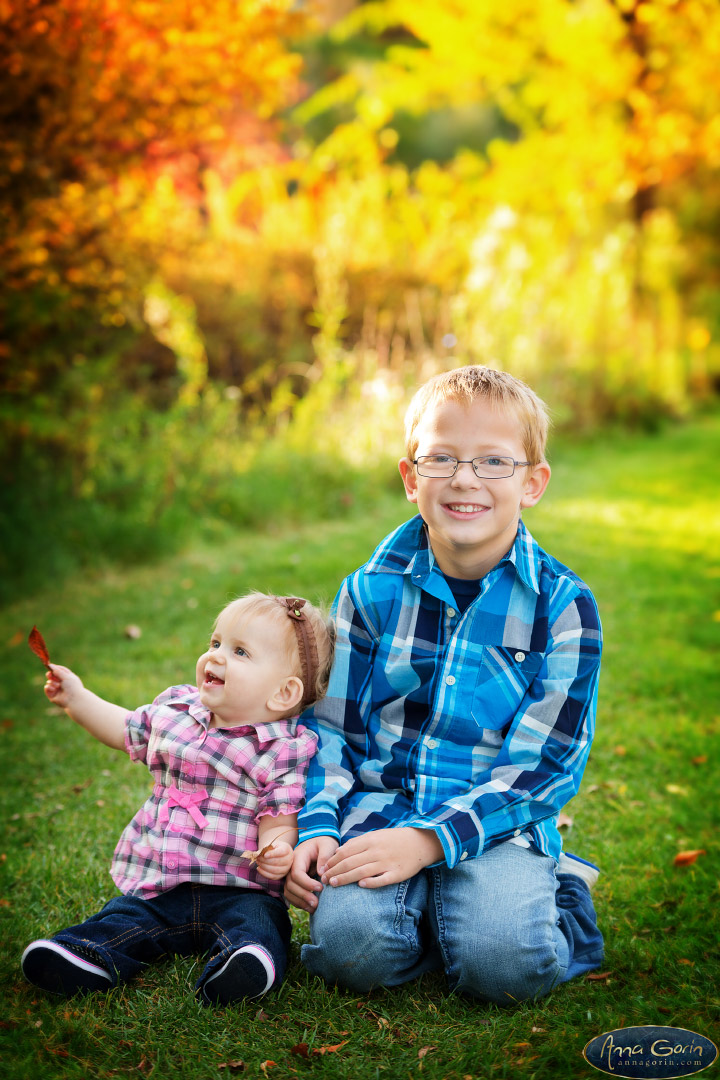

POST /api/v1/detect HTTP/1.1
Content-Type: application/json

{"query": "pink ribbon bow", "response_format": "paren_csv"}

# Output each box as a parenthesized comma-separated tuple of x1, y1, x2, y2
(159, 785, 209, 831)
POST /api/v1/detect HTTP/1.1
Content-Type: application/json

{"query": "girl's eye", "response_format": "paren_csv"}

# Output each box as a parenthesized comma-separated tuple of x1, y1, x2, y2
(210, 640, 220, 650)
(234, 647, 247, 658)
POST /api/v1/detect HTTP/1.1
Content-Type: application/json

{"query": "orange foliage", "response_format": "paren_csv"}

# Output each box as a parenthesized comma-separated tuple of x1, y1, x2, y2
(0, 0, 305, 358)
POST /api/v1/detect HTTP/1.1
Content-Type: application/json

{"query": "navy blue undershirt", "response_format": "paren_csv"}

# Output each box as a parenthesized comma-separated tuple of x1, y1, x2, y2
(442, 573, 482, 614)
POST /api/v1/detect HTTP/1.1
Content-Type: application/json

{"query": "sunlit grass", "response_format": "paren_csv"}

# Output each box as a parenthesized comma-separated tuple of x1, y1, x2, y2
(1, 415, 718, 1080)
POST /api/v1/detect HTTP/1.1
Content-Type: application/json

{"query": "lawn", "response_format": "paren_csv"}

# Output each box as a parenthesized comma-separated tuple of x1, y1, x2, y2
(1, 414, 718, 1080)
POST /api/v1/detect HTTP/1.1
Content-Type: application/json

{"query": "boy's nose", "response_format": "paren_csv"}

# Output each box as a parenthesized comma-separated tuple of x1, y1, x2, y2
(451, 461, 481, 484)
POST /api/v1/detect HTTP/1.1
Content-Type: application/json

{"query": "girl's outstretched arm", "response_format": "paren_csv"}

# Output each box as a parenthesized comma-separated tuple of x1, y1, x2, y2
(45, 664, 128, 751)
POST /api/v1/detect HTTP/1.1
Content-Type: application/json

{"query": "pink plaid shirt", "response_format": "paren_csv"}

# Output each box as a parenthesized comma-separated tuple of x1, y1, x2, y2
(110, 685, 318, 899)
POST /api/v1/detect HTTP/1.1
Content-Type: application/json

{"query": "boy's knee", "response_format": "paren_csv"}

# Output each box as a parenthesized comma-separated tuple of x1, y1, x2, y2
(302, 923, 389, 991)
(303, 894, 390, 990)
(451, 937, 563, 1005)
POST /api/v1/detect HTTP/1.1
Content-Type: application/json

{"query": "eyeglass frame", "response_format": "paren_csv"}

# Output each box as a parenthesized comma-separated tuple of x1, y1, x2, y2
(412, 454, 533, 479)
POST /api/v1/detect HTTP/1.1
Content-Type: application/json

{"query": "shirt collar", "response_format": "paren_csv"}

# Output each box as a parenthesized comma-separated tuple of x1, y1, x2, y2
(213, 718, 299, 746)
(186, 694, 299, 744)
(366, 514, 541, 595)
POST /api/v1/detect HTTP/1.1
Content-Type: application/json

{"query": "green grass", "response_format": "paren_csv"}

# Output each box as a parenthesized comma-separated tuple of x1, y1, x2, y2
(1, 415, 719, 1080)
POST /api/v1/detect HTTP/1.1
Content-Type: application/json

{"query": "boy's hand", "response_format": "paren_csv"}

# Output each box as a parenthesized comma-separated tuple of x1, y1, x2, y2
(254, 841, 295, 880)
(321, 827, 444, 889)
(284, 836, 339, 911)
(44, 664, 85, 711)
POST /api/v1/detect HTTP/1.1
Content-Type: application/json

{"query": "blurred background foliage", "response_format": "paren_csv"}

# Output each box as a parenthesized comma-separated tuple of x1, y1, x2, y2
(2, 0, 720, 604)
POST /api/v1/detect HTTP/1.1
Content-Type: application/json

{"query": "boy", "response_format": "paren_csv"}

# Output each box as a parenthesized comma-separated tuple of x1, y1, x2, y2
(22, 593, 334, 1005)
(285, 366, 604, 1004)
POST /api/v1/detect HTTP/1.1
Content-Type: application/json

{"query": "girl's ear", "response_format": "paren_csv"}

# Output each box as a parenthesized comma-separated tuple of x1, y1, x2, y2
(398, 458, 419, 504)
(520, 461, 551, 508)
(266, 676, 304, 715)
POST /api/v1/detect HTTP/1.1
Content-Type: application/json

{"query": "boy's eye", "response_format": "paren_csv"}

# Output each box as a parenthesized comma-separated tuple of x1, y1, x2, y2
(480, 456, 504, 467)
(429, 454, 454, 464)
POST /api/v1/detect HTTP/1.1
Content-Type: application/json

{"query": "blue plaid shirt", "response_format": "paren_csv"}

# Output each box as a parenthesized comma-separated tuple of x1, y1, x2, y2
(297, 516, 602, 867)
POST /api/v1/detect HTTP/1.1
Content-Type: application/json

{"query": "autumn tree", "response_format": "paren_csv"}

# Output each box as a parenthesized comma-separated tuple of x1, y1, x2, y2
(0, 0, 305, 396)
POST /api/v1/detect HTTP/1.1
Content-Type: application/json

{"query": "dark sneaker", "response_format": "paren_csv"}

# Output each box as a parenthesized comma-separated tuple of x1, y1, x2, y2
(557, 852, 600, 890)
(200, 944, 275, 1005)
(21, 939, 113, 996)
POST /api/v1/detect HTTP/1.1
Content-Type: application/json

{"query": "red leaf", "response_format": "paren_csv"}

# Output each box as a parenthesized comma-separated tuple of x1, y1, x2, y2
(586, 971, 612, 981)
(28, 626, 51, 668)
(673, 849, 706, 866)
(290, 1044, 309, 1058)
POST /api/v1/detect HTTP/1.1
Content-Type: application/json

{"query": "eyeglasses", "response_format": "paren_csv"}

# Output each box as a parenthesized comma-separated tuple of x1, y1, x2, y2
(413, 454, 532, 479)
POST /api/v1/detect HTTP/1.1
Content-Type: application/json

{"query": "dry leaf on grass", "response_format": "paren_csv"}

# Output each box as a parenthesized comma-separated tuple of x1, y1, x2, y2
(557, 812, 573, 829)
(418, 1047, 436, 1059)
(586, 971, 612, 982)
(314, 1041, 349, 1055)
(218, 1061, 245, 1072)
(673, 849, 706, 866)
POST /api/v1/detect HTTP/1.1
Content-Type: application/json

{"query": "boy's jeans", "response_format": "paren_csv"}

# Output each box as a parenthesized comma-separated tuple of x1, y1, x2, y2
(50, 882, 291, 995)
(302, 842, 603, 1005)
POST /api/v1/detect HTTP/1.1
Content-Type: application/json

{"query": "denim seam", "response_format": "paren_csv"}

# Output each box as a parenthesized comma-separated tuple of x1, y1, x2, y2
(429, 868, 451, 975)
(393, 878, 425, 957)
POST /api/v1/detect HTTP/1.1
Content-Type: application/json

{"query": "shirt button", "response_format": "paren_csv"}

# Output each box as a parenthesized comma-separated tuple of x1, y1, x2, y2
(426, 739, 438, 750)
(167, 859, 177, 869)
(513, 829, 521, 837)
(447, 607, 456, 618)
(446, 675, 456, 686)
(460, 851, 468, 861)
(515, 651, 526, 662)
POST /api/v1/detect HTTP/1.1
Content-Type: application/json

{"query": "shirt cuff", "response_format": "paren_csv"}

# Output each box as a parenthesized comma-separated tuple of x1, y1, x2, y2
(404, 817, 485, 869)
(297, 809, 342, 846)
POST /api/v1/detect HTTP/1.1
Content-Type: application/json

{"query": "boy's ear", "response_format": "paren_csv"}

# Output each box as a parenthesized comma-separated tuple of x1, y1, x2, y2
(267, 676, 304, 715)
(520, 462, 551, 508)
(398, 457, 419, 504)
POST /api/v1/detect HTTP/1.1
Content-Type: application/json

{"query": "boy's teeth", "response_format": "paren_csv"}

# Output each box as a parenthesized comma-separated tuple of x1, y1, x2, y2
(450, 504, 481, 513)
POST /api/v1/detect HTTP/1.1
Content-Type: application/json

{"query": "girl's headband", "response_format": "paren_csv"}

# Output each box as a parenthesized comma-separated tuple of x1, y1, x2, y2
(278, 597, 320, 713)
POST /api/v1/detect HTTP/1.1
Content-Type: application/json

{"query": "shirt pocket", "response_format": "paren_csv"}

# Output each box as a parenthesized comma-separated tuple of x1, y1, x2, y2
(469, 646, 544, 730)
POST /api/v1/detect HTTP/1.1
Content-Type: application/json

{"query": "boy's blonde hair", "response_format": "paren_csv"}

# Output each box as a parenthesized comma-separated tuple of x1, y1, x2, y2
(215, 592, 335, 712)
(404, 365, 550, 465)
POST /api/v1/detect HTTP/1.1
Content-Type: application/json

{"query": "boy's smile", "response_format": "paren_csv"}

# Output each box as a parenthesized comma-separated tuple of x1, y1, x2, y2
(398, 397, 550, 579)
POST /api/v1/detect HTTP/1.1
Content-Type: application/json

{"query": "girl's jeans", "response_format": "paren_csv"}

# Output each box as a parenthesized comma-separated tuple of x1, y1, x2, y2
(51, 882, 291, 996)
(302, 842, 603, 1005)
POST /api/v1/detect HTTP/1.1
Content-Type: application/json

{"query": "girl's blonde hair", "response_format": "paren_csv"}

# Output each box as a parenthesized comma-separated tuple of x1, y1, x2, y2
(404, 365, 551, 465)
(215, 592, 335, 711)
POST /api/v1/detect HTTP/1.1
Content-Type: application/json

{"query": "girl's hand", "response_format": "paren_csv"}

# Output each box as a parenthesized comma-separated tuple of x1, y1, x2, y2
(284, 836, 339, 911)
(255, 840, 295, 880)
(44, 664, 85, 710)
